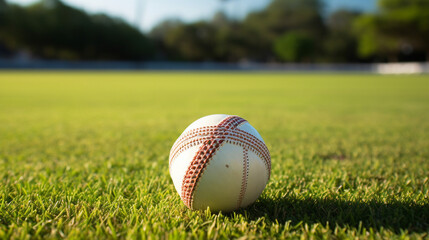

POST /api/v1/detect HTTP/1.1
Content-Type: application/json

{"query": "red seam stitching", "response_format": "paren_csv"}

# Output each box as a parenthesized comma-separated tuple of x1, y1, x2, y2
(169, 121, 249, 167)
(170, 127, 267, 163)
(224, 139, 270, 180)
(170, 117, 246, 157)
(180, 116, 246, 208)
(170, 135, 270, 181)
(237, 147, 249, 208)
(169, 127, 271, 179)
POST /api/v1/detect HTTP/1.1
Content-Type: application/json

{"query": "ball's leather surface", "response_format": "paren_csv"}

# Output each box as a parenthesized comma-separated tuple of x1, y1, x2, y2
(169, 114, 271, 212)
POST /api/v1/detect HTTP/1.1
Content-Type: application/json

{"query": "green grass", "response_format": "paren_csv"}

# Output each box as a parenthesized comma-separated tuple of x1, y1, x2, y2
(0, 72, 428, 239)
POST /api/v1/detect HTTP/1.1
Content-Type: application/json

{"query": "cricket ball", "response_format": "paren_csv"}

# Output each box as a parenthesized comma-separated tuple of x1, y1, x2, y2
(169, 114, 271, 212)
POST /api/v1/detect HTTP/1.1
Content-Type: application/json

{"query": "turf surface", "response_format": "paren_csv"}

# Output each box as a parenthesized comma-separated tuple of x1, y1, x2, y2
(0, 72, 428, 239)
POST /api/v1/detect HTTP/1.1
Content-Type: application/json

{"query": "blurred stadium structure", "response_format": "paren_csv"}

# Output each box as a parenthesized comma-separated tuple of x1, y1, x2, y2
(0, 0, 428, 72)
(1, 59, 428, 74)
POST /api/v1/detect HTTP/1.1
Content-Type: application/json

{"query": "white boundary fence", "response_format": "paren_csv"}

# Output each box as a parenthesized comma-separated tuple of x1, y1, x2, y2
(375, 62, 429, 74)
(0, 59, 428, 74)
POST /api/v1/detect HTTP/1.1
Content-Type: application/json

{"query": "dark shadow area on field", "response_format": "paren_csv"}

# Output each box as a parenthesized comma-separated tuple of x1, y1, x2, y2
(230, 196, 429, 233)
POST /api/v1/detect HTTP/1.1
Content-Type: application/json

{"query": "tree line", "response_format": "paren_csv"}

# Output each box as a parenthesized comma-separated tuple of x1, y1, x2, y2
(0, 0, 428, 62)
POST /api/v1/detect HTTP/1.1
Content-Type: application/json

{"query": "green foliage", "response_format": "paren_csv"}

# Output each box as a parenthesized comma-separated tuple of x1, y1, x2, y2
(1, 0, 429, 62)
(164, 21, 217, 61)
(379, 0, 429, 53)
(324, 10, 361, 62)
(0, 0, 6, 32)
(264, 0, 325, 36)
(212, 13, 250, 62)
(274, 32, 314, 62)
(353, 15, 400, 60)
(245, 0, 324, 38)
(0, 72, 429, 239)
(355, 0, 429, 61)
(150, 0, 429, 62)
(149, 19, 184, 60)
(0, 0, 153, 60)
(0, 0, 5, 11)
(244, 0, 325, 61)
(151, 0, 326, 62)
(150, 15, 251, 62)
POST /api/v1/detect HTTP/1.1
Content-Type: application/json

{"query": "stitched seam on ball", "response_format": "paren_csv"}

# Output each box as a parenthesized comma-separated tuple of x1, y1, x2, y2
(169, 117, 247, 168)
(237, 147, 249, 208)
(170, 128, 271, 179)
(220, 116, 247, 129)
(170, 137, 270, 183)
(228, 128, 271, 174)
(172, 137, 268, 171)
(169, 127, 268, 167)
(171, 127, 267, 157)
(225, 129, 271, 176)
(169, 126, 213, 164)
(180, 138, 224, 208)
(180, 116, 246, 209)
(170, 135, 270, 181)
(225, 139, 270, 181)
(169, 126, 222, 168)
(170, 128, 227, 167)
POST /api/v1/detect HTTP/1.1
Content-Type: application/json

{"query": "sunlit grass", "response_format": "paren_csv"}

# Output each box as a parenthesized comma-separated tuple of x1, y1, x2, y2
(0, 72, 428, 239)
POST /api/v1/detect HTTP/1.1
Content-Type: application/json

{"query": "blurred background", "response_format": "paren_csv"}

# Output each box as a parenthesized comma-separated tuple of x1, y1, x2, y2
(0, 0, 428, 69)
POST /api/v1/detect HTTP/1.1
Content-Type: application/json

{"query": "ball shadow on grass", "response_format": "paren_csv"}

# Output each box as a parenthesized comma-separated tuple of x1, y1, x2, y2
(230, 195, 429, 233)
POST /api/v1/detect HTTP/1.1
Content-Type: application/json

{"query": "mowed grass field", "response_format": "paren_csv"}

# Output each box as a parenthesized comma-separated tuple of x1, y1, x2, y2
(0, 72, 428, 239)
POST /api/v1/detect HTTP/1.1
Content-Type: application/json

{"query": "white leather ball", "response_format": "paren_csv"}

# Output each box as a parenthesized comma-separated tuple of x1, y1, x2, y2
(169, 114, 271, 212)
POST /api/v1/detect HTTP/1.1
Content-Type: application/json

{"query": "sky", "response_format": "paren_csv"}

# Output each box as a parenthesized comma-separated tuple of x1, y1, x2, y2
(6, 0, 377, 32)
